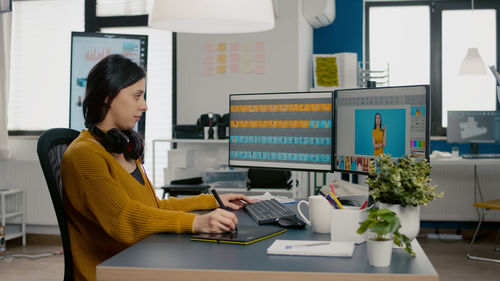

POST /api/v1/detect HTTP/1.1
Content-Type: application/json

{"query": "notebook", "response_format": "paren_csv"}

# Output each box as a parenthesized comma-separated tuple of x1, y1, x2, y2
(191, 225, 286, 245)
(266, 240, 355, 257)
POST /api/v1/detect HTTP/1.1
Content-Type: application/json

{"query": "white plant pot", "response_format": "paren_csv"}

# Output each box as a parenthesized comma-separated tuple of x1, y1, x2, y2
(367, 239, 393, 267)
(379, 203, 420, 240)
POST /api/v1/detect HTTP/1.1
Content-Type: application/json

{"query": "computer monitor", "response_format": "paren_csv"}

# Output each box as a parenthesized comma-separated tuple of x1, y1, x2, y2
(229, 91, 333, 172)
(334, 85, 430, 174)
(447, 111, 498, 144)
(69, 32, 148, 135)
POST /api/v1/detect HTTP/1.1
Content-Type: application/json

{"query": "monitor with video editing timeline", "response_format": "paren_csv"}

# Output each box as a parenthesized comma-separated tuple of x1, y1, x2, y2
(334, 85, 430, 174)
(229, 91, 333, 172)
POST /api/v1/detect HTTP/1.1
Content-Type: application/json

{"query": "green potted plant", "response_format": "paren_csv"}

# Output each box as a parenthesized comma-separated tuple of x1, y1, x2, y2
(366, 154, 443, 240)
(357, 208, 415, 267)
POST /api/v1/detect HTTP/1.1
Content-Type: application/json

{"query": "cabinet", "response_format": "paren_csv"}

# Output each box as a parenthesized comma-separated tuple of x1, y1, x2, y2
(0, 189, 26, 245)
(152, 139, 308, 198)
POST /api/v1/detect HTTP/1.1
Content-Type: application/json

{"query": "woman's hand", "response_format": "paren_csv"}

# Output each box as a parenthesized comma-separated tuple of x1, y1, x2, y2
(218, 193, 253, 210)
(192, 208, 238, 233)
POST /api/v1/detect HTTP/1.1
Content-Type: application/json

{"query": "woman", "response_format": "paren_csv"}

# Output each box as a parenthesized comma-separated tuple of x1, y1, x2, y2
(372, 113, 387, 155)
(61, 54, 251, 281)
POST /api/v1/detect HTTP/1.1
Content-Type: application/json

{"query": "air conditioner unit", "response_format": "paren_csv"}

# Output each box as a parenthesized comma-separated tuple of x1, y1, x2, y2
(302, 0, 335, 28)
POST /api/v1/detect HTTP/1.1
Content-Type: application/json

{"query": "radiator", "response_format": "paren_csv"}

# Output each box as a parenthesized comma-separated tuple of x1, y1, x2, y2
(0, 160, 57, 225)
(421, 159, 500, 222)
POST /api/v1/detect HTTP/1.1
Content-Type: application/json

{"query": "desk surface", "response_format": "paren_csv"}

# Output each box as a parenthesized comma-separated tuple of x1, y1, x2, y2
(97, 208, 438, 281)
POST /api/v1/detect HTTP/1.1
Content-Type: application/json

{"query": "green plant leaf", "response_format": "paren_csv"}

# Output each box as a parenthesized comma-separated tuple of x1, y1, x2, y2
(358, 207, 415, 256)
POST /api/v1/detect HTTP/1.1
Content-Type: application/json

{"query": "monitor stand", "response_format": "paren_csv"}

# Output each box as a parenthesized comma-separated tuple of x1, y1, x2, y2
(470, 143, 479, 155)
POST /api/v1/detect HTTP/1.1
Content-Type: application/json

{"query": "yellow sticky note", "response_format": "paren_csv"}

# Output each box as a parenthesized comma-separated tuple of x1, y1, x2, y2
(217, 43, 227, 52)
(241, 63, 252, 73)
(217, 54, 226, 64)
(242, 42, 253, 51)
(241, 53, 252, 63)
(216, 65, 226, 74)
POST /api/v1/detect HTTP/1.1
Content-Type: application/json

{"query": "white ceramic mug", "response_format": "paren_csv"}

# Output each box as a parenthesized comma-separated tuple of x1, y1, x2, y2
(297, 195, 332, 233)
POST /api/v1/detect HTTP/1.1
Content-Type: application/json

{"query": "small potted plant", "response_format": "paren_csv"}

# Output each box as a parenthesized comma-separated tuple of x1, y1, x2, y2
(357, 208, 415, 267)
(366, 154, 443, 240)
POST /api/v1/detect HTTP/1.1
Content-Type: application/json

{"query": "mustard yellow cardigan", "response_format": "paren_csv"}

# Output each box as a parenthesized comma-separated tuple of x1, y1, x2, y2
(61, 130, 217, 281)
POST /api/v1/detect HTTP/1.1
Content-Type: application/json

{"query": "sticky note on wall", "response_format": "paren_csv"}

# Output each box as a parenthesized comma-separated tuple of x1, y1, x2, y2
(217, 43, 227, 52)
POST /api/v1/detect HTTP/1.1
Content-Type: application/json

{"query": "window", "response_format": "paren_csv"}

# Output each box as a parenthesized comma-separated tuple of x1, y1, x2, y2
(441, 9, 496, 127)
(366, 0, 500, 136)
(9, 1, 174, 187)
(9, 0, 84, 131)
(368, 5, 430, 86)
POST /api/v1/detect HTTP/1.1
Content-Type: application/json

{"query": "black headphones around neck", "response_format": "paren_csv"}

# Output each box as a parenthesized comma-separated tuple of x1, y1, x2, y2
(88, 124, 144, 160)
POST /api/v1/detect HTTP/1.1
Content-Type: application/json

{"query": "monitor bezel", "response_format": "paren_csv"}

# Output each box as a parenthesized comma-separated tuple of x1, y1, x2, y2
(333, 85, 431, 175)
(228, 91, 335, 173)
(69, 31, 148, 137)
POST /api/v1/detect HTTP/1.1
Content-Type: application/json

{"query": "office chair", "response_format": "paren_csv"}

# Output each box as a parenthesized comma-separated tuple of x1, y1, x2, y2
(37, 128, 79, 281)
(466, 165, 500, 263)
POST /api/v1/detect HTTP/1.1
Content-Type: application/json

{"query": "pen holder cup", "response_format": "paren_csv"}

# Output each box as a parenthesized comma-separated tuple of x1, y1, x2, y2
(330, 207, 367, 244)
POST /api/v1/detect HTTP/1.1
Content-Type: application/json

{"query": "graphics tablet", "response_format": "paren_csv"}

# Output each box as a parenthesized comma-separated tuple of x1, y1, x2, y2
(191, 225, 286, 245)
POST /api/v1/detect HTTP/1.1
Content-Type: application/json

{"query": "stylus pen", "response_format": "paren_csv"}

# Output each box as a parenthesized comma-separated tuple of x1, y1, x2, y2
(209, 187, 226, 209)
(209, 187, 238, 232)
(285, 242, 330, 249)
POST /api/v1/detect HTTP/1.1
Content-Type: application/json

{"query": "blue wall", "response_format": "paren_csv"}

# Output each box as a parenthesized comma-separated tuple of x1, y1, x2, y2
(313, 0, 363, 60)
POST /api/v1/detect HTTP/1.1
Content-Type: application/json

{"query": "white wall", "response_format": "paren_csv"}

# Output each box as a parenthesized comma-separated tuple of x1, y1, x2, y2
(176, 0, 313, 124)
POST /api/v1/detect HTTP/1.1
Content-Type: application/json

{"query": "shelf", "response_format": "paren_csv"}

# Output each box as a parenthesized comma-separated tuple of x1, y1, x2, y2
(6, 232, 23, 241)
(4, 212, 23, 219)
(0, 189, 26, 245)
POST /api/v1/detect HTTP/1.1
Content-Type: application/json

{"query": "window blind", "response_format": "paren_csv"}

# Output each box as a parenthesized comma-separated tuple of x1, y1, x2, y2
(9, 0, 84, 130)
(97, 0, 152, 17)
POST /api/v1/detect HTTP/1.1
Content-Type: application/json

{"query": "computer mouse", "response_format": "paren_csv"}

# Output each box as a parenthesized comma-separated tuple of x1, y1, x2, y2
(276, 217, 307, 229)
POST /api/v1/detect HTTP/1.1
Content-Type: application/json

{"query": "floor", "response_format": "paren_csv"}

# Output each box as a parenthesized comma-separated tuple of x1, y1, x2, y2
(0, 230, 498, 281)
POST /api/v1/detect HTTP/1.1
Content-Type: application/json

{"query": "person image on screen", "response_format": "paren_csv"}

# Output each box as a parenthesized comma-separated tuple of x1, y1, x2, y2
(372, 113, 387, 155)
(61, 54, 251, 281)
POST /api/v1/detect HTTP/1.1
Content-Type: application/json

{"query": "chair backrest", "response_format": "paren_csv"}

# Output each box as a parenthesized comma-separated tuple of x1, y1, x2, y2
(37, 128, 79, 281)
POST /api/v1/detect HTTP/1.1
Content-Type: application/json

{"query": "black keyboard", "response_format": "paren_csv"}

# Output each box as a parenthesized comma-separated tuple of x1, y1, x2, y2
(243, 199, 297, 225)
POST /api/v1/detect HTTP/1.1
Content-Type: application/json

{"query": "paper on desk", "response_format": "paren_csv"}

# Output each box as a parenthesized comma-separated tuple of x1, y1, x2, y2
(247, 192, 296, 204)
(267, 240, 355, 257)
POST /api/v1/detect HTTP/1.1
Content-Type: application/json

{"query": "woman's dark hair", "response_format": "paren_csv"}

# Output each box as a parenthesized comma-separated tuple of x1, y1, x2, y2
(373, 113, 383, 130)
(83, 54, 146, 127)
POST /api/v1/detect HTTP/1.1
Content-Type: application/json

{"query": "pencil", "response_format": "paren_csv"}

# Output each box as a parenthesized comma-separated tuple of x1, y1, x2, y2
(329, 192, 344, 210)
(360, 200, 368, 210)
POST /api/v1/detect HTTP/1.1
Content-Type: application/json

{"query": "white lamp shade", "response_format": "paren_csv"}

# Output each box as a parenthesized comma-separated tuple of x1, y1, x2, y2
(459, 48, 487, 75)
(149, 0, 275, 34)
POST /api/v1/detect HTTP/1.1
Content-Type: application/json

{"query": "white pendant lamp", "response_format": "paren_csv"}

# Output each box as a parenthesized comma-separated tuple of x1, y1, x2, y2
(459, 48, 487, 75)
(149, 0, 275, 34)
(459, 0, 486, 75)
